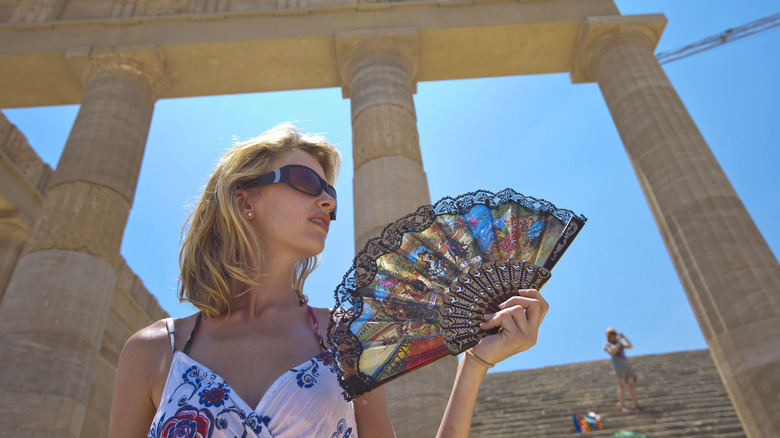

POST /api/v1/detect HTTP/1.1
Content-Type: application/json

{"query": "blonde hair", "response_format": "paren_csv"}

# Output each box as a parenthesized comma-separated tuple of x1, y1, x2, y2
(178, 124, 341, 318)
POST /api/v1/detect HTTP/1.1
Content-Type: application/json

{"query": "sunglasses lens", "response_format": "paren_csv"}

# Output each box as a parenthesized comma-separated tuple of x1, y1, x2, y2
(289, 167, 322, 196)
(288, 166, 337, 220)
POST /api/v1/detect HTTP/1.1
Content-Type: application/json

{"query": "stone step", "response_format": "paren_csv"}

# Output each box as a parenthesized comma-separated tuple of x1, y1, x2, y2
(471, 349, 746, 437)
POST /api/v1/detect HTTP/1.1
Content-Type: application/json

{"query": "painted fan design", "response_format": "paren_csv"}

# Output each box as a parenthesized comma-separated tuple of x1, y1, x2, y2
(328, 189, 586, 401)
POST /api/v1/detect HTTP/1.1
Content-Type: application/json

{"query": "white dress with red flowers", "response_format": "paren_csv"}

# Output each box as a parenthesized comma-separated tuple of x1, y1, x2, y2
(147, 315, 356, 438)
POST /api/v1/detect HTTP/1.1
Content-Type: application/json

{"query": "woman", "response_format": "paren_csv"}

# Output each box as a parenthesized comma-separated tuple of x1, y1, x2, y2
(109, 124, 549, 437)
(604, 327, 640, 412)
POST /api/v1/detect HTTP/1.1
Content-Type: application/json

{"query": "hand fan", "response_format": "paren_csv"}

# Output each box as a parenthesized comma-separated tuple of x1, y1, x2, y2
(328, 189, 586, 401)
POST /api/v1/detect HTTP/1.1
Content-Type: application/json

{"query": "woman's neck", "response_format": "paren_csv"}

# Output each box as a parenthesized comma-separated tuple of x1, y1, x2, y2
(227, 260, 301, 318)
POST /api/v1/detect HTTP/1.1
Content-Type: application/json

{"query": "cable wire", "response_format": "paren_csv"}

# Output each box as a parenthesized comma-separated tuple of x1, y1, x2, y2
(656, 12, 780, 64)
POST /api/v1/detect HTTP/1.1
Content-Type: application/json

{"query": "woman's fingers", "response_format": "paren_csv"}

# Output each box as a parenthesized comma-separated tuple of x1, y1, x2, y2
(479, 307, 525, 333)
(474, 289, 549, 363)
(491, 289, 548, 329)
(512, 289, 549, 328)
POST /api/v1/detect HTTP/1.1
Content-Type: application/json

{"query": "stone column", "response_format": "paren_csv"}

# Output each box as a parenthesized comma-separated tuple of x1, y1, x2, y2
(572, 15, 780, 438)
(0, 46, 166, 437)
(336, 28, 457, 438)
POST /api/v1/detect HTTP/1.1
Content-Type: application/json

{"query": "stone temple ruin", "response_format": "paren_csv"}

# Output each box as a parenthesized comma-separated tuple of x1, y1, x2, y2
(1, 0, 778, 437)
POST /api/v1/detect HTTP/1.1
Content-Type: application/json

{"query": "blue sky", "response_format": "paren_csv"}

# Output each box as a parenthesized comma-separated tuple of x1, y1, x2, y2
(4, 0, 778, 373)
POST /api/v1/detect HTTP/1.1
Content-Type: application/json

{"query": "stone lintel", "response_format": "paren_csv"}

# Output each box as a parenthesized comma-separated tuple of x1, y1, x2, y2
(569, 14, 666, 84)
(10, 0, 66, 24)
(1, 0, 625, 107)
(335, 27, 419, 99)
(65, 44, 169, 97)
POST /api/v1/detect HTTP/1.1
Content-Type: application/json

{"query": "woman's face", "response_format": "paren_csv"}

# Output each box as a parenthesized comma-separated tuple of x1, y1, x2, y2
(243, 149, 336, 262)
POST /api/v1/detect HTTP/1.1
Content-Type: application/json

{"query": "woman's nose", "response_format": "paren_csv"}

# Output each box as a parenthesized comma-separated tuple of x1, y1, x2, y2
(318, 193, 336, 220)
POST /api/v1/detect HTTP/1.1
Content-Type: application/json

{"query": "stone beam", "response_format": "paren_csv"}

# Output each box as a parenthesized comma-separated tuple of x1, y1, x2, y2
(0, 0, 620, 108)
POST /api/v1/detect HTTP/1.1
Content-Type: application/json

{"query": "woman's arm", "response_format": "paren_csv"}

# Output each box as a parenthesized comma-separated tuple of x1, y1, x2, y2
(353, 385, 396, 438)
(436, 289, 549, 438)
(109, 321, 171, 438)
(620, 333, 633, 349)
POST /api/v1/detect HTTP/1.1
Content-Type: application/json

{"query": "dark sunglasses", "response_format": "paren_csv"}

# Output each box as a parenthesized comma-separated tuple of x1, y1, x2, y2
(242, 164, 337, 221)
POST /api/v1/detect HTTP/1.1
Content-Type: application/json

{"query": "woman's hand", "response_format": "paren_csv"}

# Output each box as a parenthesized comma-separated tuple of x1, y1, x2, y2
(470, 289, 549, 366)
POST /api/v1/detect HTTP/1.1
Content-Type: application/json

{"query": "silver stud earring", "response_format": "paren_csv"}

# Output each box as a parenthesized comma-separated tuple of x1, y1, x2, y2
(247, 212, 253, 218)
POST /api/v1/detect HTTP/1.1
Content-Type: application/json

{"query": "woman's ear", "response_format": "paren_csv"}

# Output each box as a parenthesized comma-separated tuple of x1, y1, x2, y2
(235, 188, 254, 219)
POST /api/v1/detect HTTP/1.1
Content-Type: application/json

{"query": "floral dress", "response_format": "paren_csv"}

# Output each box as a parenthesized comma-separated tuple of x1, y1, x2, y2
(148, 314, 357, 438)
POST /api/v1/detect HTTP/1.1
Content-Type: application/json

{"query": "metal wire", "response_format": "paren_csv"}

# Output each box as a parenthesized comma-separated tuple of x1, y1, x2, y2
(656, 12, 780, 64)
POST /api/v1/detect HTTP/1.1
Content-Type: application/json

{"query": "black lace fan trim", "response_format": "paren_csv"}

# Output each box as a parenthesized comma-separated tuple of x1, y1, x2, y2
(327, 188, 587, 400)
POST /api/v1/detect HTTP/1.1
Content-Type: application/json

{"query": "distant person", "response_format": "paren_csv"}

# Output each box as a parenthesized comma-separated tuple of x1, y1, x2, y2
(604, 327, 640, 412)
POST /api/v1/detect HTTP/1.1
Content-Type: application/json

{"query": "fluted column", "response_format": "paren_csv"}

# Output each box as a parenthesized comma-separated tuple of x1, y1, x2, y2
(0, 45, 167, 437)
(336, 28, 457, 438)
(572, 15, 780, 438)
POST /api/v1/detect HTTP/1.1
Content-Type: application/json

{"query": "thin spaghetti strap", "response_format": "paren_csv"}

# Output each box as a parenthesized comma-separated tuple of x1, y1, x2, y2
(307, 306, 328, 352)
(165, 318, 177, 353)
(182, 312, 203, 355)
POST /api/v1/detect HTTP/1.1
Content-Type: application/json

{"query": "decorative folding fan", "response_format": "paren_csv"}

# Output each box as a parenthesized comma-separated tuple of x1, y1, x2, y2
(328, 189, 586, 401)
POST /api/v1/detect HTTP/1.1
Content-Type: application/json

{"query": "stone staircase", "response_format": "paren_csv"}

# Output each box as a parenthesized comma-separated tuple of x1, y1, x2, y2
(471, 350, 745, 437)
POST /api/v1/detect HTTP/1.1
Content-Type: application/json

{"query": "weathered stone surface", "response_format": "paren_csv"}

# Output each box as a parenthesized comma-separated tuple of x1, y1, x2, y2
(472, 350, 746, 437)
(23, 182, 131, 266)
(385, 362, 458, 438)
(578, 20, 780, 438)
(0, 250, 116, 435)
(352, 104, 421, 170)
(0, 392, 85, 437)
(0, 115, 51, 191)
(51, 47, 165, 202)
(83, 265, 167, 437)
(352, 155, 430, 251)
(0, 75, 166, 438)
(0, 220, 27, 303)
(10, 0, 66, 23)
(66, 45, 169, 98)
(0, 42, 168, 438)
(338, 28, 458, 438)
(0, 0, 622, 108)
(336, 28, 418, 102)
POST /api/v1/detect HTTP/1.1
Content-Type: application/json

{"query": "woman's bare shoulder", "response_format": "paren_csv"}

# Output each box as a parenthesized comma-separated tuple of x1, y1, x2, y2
(123, 314, 202, 358)
(117, 315, 199, 393)
(120, 319, 172, 367)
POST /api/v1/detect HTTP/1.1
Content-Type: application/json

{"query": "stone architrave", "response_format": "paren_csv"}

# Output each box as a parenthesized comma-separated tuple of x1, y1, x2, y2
(336, 28, 458, 438)
(10, 0, 67, 23)
(571, 15, 780, 438)
(0, 45, 167, 437)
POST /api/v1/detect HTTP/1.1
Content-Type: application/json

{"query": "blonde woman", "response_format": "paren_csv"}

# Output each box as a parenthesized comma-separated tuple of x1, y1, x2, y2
(109, 124, 549, 438)
(604, 327, 640, 412)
